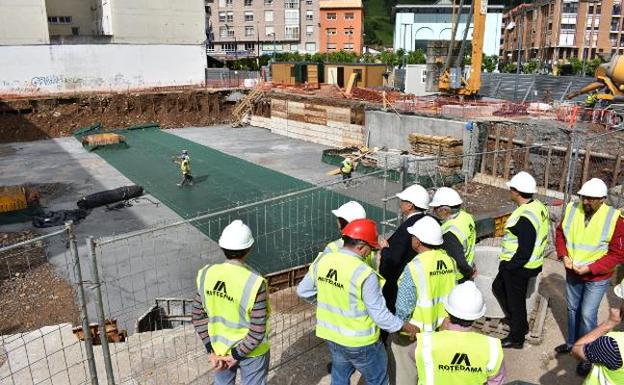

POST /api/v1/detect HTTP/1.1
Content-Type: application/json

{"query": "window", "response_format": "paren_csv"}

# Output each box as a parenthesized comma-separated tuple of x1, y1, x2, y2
(305, 42, 316, 51)
(327, 13, 336, 20)
(207, 43, 215, 52)
(291, 44, 298, 51)
(265, 26, 275, 37)
(421, 69, 427, 84)
(327, 43, 337, 50)
(47, 16, 72, 24)
(306, 11, 314, 21)
(245, 43, 255, 52)
(205, 6, 211, 15)
(220, 26, 228, 38)
(306, 0, 313, 5)
(244, 11, 254, 22)
(326, 28, 337, 35)
(71, 27, 80, 36)
(285, 26, 300, 39)
(265, 10, 274, 22)
(345, 12, 354, 20)
(344, 28, 354, 36)
(219, 12, 226, 22)
(285, 9, 299, 25)
(226, 12, 233, 22)
(225, 0, 233, 5)
(285, 0, 298, 9)
(222, 43, 236, 52)
(264, 0, 273, 4)
(344, 43, 353, 50)
(244, 0, 252, 5)
(306, 25, 314, 36)
(245, 26, 255, 36)
(561, 24, 575, 30)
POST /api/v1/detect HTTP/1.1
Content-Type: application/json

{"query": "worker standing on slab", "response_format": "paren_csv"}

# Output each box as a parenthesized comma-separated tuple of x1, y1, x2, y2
(341, 156, 354, 186)
(321, 201, 378, 270)
(492, 171, 549, 350)
(572, 278, 624, 384)
(378, 184, 431, 315)
(390, 216, 457, 385)
(429, 187, 477, 283)
(192, 220, 270, 385)
(414, 281, 506, 385)
(554, 178, 624, 377)
(297, 219, 419, 385)
(175, 150, 193, 187)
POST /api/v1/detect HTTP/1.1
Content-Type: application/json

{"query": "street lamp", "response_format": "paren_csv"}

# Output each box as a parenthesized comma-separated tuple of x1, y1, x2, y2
(225, 24, 237, 62)
(269, 32, 276, 61)
(401, 22, 411, 67)
(580, 0, 600, 77)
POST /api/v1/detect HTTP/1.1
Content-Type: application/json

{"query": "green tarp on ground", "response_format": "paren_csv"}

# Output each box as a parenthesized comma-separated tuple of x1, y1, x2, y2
(75, 125, 386, 274)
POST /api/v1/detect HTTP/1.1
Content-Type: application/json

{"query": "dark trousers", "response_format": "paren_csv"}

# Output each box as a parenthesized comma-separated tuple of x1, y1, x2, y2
(179, 173, 193, 186)
(342, 171, 352, 180)
(492, 268, 532, 342)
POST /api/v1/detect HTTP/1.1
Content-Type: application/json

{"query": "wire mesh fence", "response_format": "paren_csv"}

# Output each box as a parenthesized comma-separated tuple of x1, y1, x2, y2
(0, 224, 96, 385)
(86, 170, 394, 384)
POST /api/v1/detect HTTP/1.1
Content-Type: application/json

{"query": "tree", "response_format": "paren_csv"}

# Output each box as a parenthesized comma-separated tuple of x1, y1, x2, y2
(523, 59, 540, 74)
(379, 50, 398, 69)
(501, 62, 517, 73)
(482, 54, 498, 73)
(406, 49, 426, 65)
(360, 52, 377, 64)
(586, 57, 603, 76)
(568, 57, 583, 76)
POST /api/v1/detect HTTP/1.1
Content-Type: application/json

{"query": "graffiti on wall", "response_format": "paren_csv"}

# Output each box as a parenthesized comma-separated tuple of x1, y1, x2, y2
(1, 73, 140, 97)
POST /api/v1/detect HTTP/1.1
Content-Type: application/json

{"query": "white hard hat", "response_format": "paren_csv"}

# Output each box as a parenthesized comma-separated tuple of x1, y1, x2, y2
(615, 278, 624, 300)
(577, 178, 608, 198)
(407, 216, 443, 246)
(331, 201, 367, 223)
(218, 220, 254, 250)
(429, 187, 463, 207)
(506, 171, 537, 194)
(396, 184, 430, 210)
(445, 281, 487, 321)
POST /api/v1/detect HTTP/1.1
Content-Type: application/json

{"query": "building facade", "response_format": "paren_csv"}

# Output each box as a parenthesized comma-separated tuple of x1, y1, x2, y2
(206, 0, 320, 59)
(501, 0, 624, 68)
(319, 0, 364, 54)
(0, 0, 49, 45)
(392, 0, 505, 57)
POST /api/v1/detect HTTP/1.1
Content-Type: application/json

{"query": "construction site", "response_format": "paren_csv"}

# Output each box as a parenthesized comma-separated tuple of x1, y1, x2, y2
(2, 0, 624, 383)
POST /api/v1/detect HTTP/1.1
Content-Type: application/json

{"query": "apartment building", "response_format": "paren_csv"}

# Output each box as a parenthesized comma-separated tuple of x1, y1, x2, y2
(0, 0, 49, 44)
(319, 0, 364, 54)
(206, 0, 320, 59)
(501, 0, 624, 67)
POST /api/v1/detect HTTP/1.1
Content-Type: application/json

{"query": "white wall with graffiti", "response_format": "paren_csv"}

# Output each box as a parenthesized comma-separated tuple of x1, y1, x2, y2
(0, 44, 207, 96)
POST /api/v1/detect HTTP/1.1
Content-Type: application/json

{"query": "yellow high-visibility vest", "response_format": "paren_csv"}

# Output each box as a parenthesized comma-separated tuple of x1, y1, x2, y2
(312, 250, 385, 347)
(323, 239, 377, 270)
(404, 249, 457, 333)
(415, 330, 504, 385)
(500, 200, 549, 269)
(562, 202, 621, 268)
(181, 158, 191, 174)
(583, 332, 624, 385)
(441, 210, 476, 280)
(196, 262, 270, 357)
(341, 159, 353, 173)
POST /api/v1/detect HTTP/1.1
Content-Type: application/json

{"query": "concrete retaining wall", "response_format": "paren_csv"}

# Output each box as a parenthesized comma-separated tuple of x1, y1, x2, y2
(250, 115, 365, 148)
(0, 44, 206, 96)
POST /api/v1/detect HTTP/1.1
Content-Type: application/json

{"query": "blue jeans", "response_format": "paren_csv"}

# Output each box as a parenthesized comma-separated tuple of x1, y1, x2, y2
(214, 352, 269, 385)
(565, 274, 610, 347)
(327, 340, 389, 385)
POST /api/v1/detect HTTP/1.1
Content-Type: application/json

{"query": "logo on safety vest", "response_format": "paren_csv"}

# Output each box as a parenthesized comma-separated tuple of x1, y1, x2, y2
(431, 260, 454, 276)
(438, 352, 483, 373)
(206, 280, 234, 302)
(318, 268, 344, 289)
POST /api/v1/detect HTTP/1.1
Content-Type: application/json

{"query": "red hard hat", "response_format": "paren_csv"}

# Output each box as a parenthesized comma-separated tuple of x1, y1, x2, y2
(342, 218, 380, 249)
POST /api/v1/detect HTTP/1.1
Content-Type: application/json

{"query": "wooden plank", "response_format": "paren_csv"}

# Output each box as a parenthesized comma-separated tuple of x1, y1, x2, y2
(613, 155, 622, 188)
(544, 146, 553, 189)
(559, 142, 572, 192)
(503, 127, 515, 179)
(523, 136, 533, 171)
(582, 146, 592, 184)
(492, 126, 501, 177)
(480, 125, 490, 174)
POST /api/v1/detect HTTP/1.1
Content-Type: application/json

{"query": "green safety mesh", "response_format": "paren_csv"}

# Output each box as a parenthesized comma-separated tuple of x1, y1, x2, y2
(75, 125, 386, 274)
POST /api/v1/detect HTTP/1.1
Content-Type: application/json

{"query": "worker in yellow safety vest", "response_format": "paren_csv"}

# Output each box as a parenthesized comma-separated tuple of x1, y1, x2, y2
(554, 178, 624, 377)
(493, 171, 549, 350)
(390, 216, 457, 385)
(297, 218, 419, 385)
(429, 187, 477, 283)
(341, 156, 354, 185)
(572, 277, 624, 385)
(175, 149, 194, 187)
(319, 201, 378, 270)
(192, 220, 270, 385)
(414, 281, 506, 385)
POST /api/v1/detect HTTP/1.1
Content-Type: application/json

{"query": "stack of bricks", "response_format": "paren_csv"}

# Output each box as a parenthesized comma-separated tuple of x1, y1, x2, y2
(408, 133, 463, 175)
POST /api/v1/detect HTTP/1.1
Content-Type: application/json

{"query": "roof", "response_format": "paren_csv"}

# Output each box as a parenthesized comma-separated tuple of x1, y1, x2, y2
(319, 0, 363, 9)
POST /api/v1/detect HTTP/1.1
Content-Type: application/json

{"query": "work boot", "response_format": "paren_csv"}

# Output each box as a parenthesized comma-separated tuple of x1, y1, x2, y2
(500, 337, 523, 349)
(576, 361, 592, 377)
(554, 343, 572, 355)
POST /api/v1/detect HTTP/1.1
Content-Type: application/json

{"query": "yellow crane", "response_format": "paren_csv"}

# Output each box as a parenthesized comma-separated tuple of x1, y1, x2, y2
(438, 0, 487, 96)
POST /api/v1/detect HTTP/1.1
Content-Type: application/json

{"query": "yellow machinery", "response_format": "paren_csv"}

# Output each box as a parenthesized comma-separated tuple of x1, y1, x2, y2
(438, 0, 487, 96)
(0, 186, 29, 213)
(566, 55, 624, 102)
